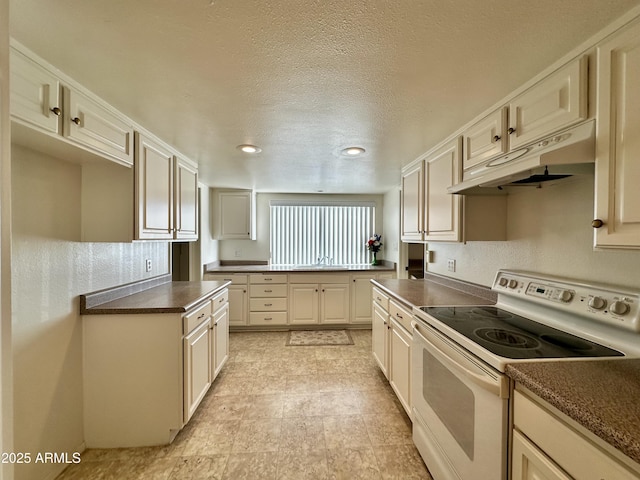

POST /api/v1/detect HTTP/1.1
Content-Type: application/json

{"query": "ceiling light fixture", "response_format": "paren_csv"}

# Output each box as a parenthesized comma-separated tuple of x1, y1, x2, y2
(237, 144, 262, 154)
(341, 146, 365, 156)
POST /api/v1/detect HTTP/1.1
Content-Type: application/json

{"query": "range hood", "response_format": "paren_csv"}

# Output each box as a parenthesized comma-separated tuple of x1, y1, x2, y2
(448, 120, 595, 194)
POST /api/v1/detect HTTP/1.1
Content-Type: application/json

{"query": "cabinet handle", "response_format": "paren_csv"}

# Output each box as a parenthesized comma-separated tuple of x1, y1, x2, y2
(507, 127, 516, 134)
(265, 317, 272, 321)
(71, 117, 81, 125)
(492, 135, 501, 142)
(264, 289, 272, 293)
(265, 303, 272, 307)
(592, 219, 605, 229)
(219, 298, 224, 303)
(197, 313, 206, 320)
(396, 313, 403, 319)
(50, 107, 62, 116)
(264, 278, 273, 281)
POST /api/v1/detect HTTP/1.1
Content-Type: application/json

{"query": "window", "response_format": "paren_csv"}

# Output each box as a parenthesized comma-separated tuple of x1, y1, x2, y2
(270, 202, 375, 266)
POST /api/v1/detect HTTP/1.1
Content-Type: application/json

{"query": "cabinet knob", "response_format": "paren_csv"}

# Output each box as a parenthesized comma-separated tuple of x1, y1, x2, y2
(508, 127, 516, 134)
(592, 219, 605, 229)
(71, 117, 81, 125)
(492, 135, 501, 142)
(50, 107, 62, 116)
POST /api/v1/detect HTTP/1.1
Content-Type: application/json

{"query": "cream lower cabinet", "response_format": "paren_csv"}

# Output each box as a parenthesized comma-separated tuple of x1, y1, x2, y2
(83, 288, 228, 448)
(594, 19, 640, 249)
(249, 274, 288, 326)
(388, 299, 412, 418)
(351, 272, 397, 325)
(512, 389, 640, 480)
(204, 274, 248, 326)
(372, 287, 391, 377)
(289, 274, 350, 325)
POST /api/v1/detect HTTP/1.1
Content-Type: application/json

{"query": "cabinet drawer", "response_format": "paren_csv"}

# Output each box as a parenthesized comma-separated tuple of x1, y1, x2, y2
(389, 299, 413, 333)
(514, 390, 639, 480)
(249, 274, 288, 284)
(183, 301, 212, 335)
(249, 312, 288, 325)
(249, 297, 288, 311)
(372, 287, 390, 311)
(250, 284, 288, 297)
(204, 273, 248, 285)
(211, 289, 229, 313)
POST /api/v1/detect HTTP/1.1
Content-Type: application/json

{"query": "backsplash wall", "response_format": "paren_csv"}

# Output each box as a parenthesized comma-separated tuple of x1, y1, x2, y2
(427, 175, 640, 289)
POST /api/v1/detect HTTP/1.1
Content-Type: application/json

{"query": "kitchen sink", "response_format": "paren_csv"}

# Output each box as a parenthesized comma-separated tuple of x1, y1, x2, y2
(293, 265, 348, 270)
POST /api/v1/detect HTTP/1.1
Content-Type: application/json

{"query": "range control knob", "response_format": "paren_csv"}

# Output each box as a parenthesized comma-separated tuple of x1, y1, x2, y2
(588, 296, 607, 310)
(498, 278, 508, 287)
(508, 279, 518, 289)
(557, 290, 573, 302)
(610, 301, 630, 316)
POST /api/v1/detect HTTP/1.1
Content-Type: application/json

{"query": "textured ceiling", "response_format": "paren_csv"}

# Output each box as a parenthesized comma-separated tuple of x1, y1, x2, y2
(9, 0, 640, 193)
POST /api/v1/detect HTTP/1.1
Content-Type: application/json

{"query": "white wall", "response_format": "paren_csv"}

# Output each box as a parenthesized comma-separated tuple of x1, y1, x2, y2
(216, 192, 386, 263)
(11, 146, 170, 480)
(427, 174, 640, 288)
(382, 187, 401, 273)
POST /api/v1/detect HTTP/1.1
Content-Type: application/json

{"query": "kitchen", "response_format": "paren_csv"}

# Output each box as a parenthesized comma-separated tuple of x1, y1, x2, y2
(3, 1, 640, 480)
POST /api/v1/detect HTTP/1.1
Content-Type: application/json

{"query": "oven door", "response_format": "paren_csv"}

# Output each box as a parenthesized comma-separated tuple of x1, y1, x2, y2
(411, 319, 510, 480)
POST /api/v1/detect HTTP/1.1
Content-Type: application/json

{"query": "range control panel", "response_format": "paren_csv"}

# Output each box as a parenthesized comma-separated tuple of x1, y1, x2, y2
(493, 270, 640, 333)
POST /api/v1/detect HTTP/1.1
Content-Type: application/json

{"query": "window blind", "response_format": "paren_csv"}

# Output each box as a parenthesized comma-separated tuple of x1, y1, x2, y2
(270, 204, 375, 266)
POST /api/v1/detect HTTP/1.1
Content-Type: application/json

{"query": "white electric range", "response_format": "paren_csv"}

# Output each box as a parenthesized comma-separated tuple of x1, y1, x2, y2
(410, 270, 640, 480)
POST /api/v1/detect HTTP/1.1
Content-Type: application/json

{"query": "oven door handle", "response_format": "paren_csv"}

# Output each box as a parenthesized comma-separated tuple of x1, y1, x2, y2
(412, 320, 509, 398)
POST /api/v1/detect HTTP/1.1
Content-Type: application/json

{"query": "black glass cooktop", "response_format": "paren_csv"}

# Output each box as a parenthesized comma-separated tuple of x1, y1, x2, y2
(419, 306, 624, 359)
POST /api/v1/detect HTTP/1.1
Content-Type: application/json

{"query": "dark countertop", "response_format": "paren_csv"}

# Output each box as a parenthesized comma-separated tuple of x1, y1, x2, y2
(81, 279, 230, 315)
(371, 276, 496, 308)
(506, 360, 640, 466)
(204, 263, 395, 274)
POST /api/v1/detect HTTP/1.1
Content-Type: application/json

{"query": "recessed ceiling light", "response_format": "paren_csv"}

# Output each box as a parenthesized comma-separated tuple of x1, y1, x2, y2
(341, 147, 365, 156)
(237, 144, 262, 154)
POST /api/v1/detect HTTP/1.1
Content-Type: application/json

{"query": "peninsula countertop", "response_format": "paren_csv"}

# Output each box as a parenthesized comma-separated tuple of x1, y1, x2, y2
(506, 359, 640, 467)
(81, 277, 230, 315)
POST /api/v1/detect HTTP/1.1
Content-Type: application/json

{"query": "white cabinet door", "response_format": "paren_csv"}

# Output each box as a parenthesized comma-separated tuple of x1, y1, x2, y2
(217, 191, 255, 239)
(183, 319, 212, 422)
(227, 285, 248, 326)
(289, 284, 319, 325)
(135, 132, 174, 240)
(511, 431, 571, 480)
(463, 107, 508, 170)
(372, 302, 389, 378)
(212, 304, 229, 379)
(350, 274, 375, 324)
(401, 162, 424, 242)
(10, 47, 61, 134)
(174, 156, 198, 240)
(390, 318, 412, 417)
(595, 23, 640, 249)
(63, 87, 134, 166)
(508, 56, 588, 149)
(424, 136, 462, 242)
(320, 283, 350, 324)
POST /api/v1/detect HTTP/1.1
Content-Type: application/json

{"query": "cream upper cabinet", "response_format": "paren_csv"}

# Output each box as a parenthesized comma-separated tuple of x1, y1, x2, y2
(63, 87, 134, 166)
(594, 21, 640, 249)
(135, 132, 174, 240)
(214, 190, 256, 240)
(10, 44, 134, 167)
(10, 47, 61, 135)
(463, 107, 508, 170)
(424, 136, 462, 242)
(508, 56, 588, 150)
(174, 155, 198, 241)
(400, 162, 424, 242)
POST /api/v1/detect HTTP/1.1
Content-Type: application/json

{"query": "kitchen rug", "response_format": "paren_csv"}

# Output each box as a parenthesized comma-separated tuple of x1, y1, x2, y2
(286, 330, 354, 346)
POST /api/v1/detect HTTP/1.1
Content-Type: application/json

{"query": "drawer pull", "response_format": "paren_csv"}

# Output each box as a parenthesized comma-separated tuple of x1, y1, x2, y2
(265, 317, 272, 321)
(264, 278, 273, 281)
(197, 313, 206, 320)
(264, 289, 272, 293)
(396, 313, 403, 319)
(264, 303, 272, 307)
(219, 298, 224, 303)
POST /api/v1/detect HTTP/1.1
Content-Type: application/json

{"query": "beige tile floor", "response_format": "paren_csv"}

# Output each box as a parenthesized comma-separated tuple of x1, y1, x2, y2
(56, 330, 433, 479)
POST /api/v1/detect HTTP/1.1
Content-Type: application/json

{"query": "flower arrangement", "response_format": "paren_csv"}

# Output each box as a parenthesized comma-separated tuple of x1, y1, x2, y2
(366, 234, 383, 253)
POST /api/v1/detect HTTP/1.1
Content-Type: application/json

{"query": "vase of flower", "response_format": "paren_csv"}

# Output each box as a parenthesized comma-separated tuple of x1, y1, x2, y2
(365, 234, 383, 266)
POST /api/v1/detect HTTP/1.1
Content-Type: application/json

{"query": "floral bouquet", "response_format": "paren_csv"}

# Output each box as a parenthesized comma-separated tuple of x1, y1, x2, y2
(366, 234, 383, 253)
(366, 234, 382, 265)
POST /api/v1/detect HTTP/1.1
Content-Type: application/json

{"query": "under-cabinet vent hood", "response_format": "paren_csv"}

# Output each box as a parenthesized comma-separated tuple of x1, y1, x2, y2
(448, 120, 595, 194)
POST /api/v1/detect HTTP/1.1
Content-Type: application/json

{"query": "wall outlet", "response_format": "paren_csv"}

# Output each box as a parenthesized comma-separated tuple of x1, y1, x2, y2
(234, 249, 242, 258)
(447, 259, 456, 272)
(145, 259, 152, 272)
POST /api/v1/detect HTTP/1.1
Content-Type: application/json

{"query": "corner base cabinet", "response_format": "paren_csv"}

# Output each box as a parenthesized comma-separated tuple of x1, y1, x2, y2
(83, 287, 229, 448)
